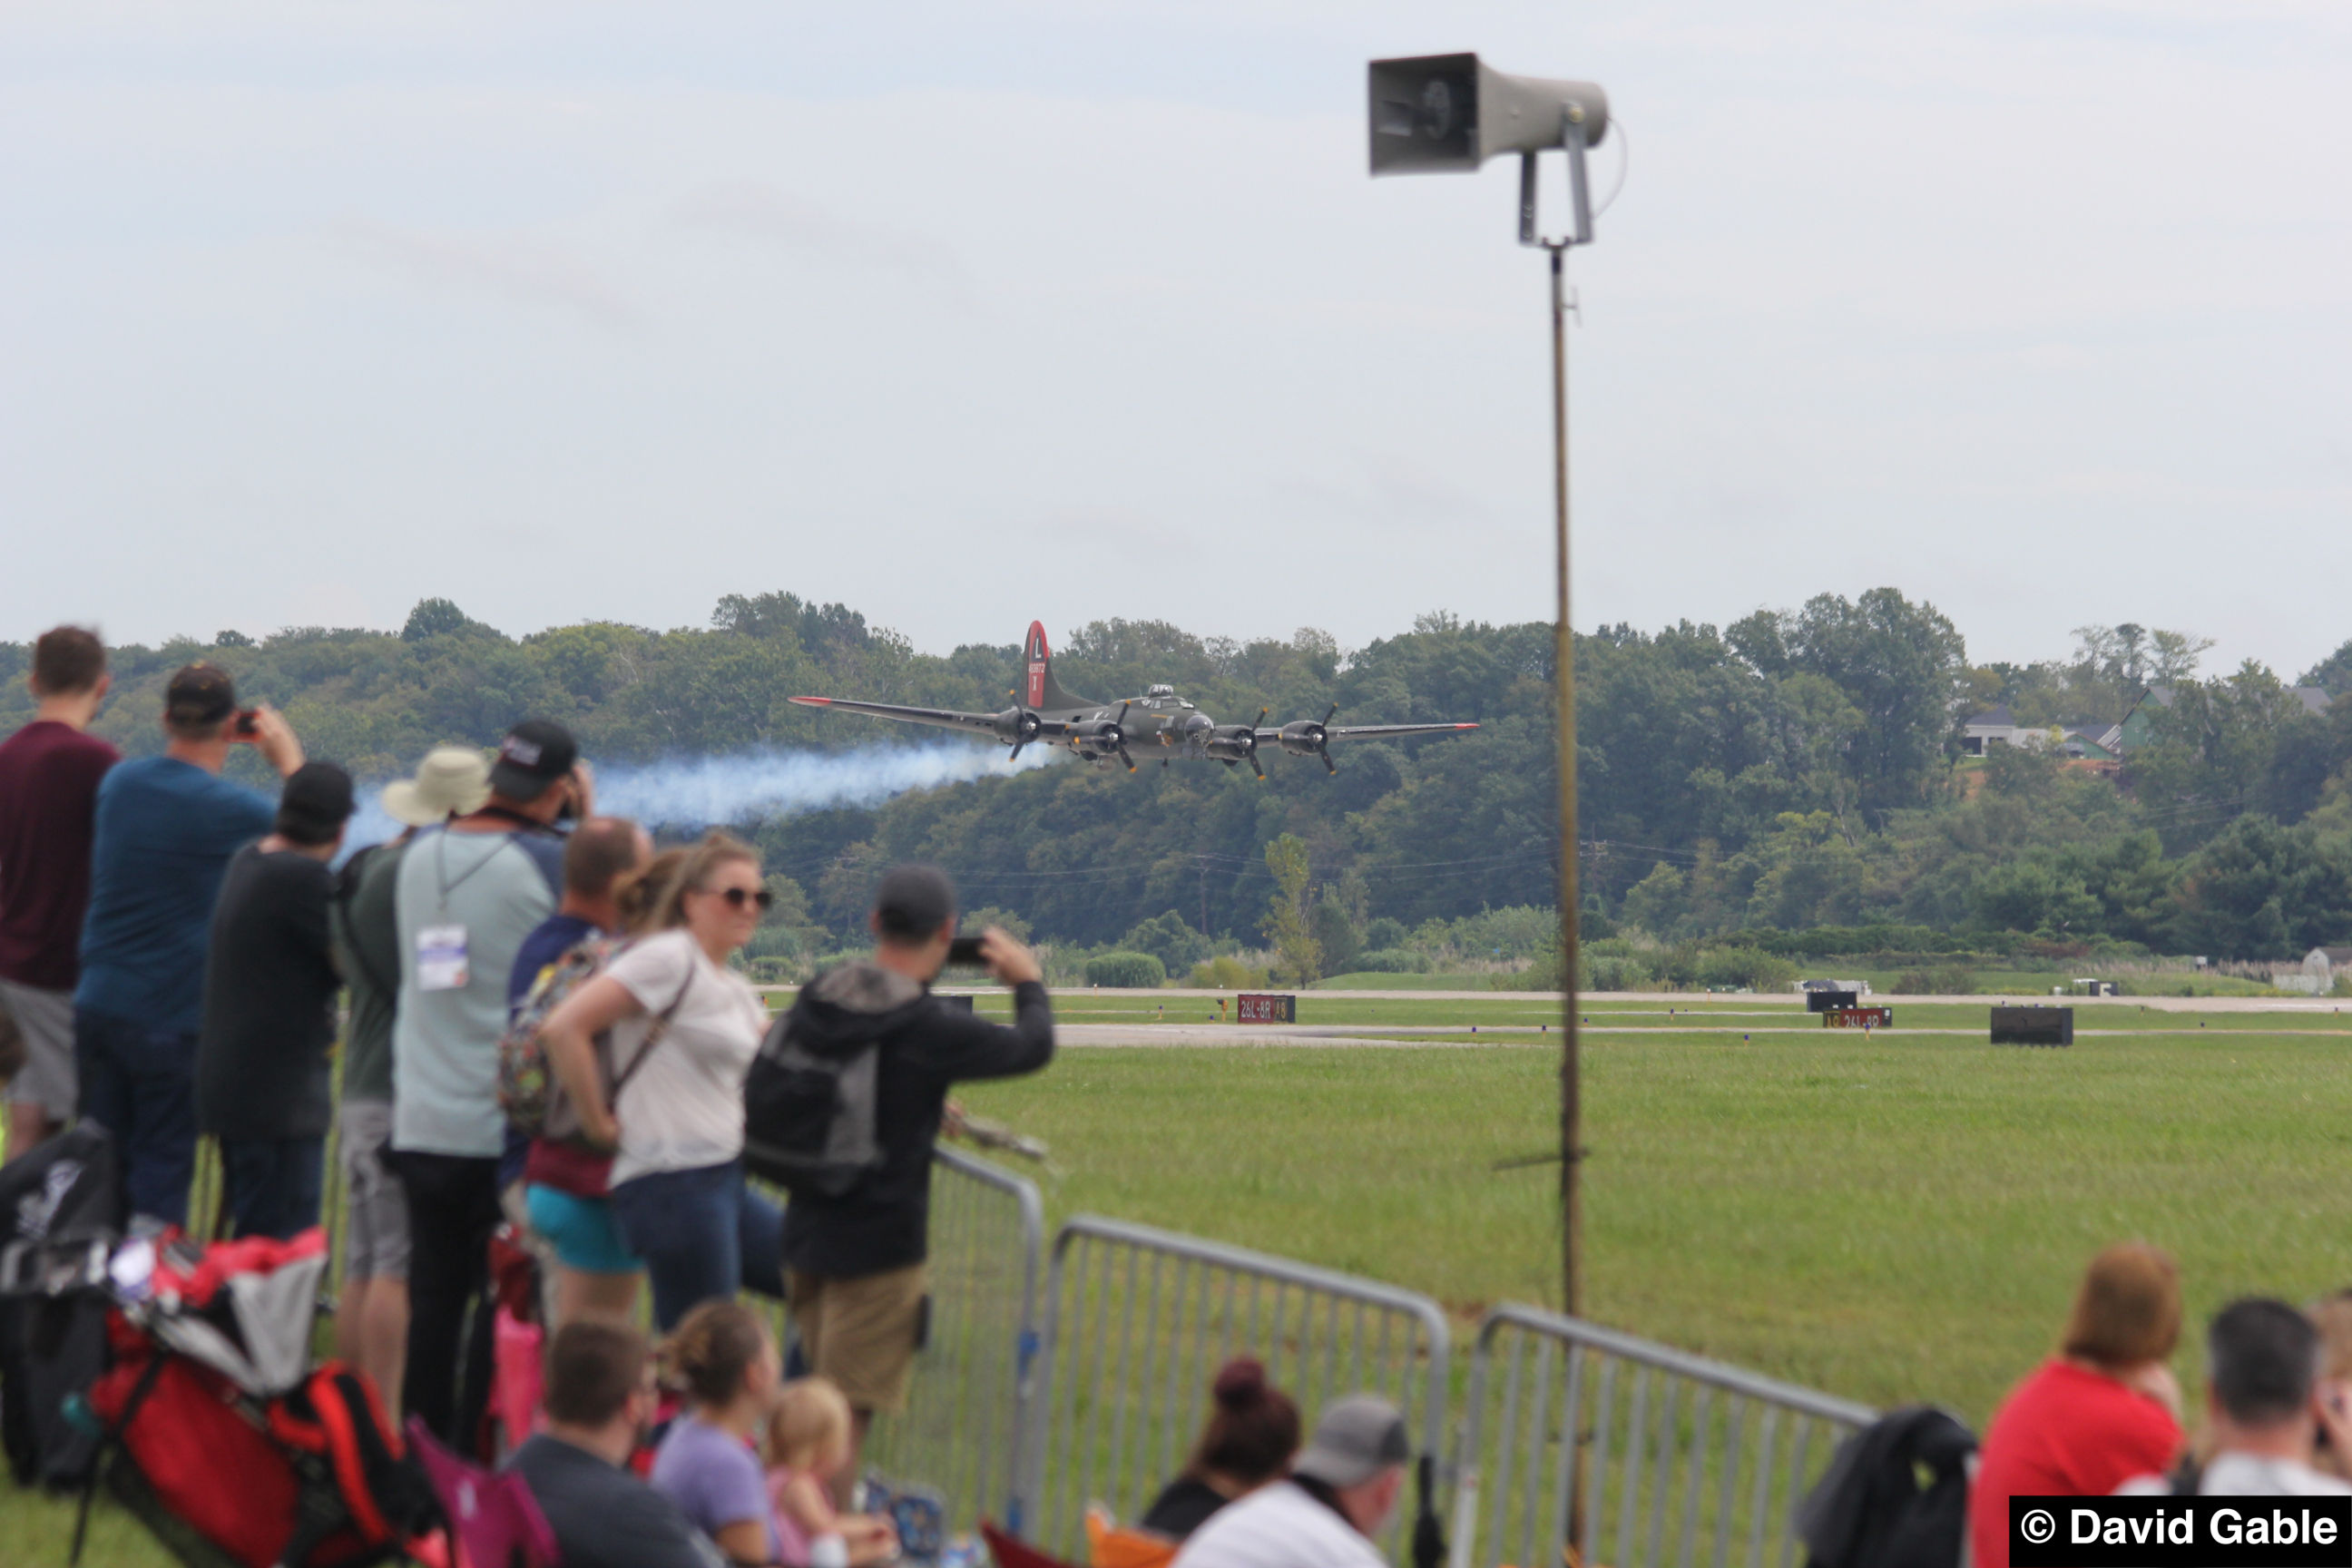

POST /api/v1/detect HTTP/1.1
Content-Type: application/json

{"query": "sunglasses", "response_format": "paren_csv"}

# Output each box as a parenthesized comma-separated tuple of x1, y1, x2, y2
(716, 887, 775, 911)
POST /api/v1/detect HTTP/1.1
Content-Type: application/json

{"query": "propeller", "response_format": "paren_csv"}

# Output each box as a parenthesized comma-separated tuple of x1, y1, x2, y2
(1309, 703, 1338, 774)
(1113, 701, 1135, 772)
(1249, 707, 1269, 779)
(1001, 703, 1044, 762)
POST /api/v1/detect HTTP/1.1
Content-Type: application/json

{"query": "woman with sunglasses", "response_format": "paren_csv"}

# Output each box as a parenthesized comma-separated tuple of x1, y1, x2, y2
(539, 829, 784, 1329)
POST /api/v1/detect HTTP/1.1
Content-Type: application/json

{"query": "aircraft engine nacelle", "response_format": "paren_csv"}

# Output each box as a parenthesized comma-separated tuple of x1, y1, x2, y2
(990, 707, 1043, 747)
(1204, 727, 1258, 763)
(1067, 718, 1125, 760)
(1276, 720, 1329, 758)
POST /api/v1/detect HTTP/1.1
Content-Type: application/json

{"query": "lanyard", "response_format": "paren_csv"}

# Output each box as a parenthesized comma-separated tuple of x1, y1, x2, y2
(433, 829, 515, 916)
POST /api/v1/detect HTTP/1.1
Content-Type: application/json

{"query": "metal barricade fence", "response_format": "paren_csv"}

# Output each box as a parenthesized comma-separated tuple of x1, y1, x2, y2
(1452, 1306, 1875, 1568)
(1022, 1216, 1452, 1563)
(747, 1148, 1045, 1537)
(861, 1147, 1046, 1535)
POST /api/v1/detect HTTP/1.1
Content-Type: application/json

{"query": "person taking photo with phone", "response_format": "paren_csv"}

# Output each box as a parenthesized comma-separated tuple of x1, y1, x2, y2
(746, 863, 1054, 1504)
(75, 662, 304, 1227)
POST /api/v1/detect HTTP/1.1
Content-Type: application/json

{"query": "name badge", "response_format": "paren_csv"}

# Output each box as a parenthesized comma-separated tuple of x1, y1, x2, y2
(416, 925, 470, 992)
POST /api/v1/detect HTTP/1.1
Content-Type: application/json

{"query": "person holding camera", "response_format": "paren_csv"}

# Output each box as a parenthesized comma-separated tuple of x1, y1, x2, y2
(75, 662, 304, 1228)
(755, 863, 1054, 1503)
(391, 718, 589, 1446)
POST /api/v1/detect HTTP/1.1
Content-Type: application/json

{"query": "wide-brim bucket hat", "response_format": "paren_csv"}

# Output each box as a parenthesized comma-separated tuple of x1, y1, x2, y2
(380, 746, 493, 828)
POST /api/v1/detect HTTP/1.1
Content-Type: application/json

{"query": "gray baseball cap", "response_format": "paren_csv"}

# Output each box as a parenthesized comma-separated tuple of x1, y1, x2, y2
(1292, 1396, 1410, 1489)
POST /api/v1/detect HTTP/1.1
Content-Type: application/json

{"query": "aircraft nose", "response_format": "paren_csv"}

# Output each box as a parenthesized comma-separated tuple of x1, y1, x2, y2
(1183, 713, 1212, 734)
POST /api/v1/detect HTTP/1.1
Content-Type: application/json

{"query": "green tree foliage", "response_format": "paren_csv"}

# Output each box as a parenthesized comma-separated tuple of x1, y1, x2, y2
(1084, 951, 1167, 988)
(960, 906, 1034, 943)
(1119, 910, 1212, 975)
(1259, 834, 1320, 985)
(23, 590, 2352, 962)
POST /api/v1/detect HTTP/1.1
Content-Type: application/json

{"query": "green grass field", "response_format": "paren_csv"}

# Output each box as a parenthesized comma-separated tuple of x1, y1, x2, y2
(14, 990, 2352, 1563)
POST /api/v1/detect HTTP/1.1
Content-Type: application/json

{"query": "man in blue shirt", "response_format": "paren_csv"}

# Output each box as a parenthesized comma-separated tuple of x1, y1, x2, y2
(77, 664, 306, 1226)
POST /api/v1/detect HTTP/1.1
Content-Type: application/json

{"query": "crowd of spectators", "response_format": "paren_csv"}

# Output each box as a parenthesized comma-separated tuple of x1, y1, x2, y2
(0, 623, 1066, 1565)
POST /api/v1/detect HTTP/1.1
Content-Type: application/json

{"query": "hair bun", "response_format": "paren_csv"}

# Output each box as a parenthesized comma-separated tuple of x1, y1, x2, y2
(1212, 1357, 1269, 1411)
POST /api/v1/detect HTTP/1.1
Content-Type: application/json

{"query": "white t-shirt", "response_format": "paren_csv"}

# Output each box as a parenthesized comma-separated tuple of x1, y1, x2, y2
(1170, 1482, 1387, 1568)
(2118, 1451, 2352, 1496)
(603, 929, 771, 1187)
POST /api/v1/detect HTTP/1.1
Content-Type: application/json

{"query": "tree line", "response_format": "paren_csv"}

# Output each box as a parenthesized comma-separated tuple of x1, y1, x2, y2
(11, 589, 2352, 963)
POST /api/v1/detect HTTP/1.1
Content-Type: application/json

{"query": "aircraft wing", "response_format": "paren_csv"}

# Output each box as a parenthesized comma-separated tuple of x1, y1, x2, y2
(1254, 721, 1481, 742)
(789, 696, 1061, 737)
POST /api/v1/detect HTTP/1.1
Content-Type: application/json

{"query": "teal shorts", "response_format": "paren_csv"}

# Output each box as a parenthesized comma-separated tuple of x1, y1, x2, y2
(524, 1183, 639, 1275)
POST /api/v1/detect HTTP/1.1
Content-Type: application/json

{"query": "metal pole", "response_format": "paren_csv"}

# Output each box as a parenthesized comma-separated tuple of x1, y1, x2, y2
(1551, 241, 1582, 1324)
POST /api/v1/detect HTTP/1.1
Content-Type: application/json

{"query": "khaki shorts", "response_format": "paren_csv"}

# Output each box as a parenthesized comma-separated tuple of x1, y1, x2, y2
(788, 1263, 927, 1415)
(338, 1099, 411, 1283)
(0, 979, 76, 1120)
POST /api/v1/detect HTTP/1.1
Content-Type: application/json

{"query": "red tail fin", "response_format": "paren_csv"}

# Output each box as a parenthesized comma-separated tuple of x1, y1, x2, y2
(1024, 622, 1050, 710)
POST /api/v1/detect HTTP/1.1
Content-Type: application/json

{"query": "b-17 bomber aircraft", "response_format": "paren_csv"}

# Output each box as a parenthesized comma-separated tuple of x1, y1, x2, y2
(790, 622, 1478, 776)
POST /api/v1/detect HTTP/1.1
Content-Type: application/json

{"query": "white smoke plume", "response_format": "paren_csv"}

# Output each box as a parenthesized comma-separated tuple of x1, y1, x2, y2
(345, 740, 1054, 850)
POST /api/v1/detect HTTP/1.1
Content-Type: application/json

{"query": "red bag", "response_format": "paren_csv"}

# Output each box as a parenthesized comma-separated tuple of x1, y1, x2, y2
(86, 1352, 436, 1568)
(88, 1354, 304, 1568)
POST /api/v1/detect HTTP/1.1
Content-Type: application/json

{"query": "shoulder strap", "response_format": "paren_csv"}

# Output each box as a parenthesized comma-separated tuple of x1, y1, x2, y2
(335, 846, 402, 1004)
(610, 945, 700, 1098)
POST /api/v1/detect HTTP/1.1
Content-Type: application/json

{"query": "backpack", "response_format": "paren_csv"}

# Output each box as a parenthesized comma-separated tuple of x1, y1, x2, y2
(84, 1354, 438, 1568)
(741, 1008, 885, 1199)
(0, 1122, 125, 1488)
(1797, 1406, 1975, 1568)
(497, 936, 696, 1147)
(496, 936, 622, 1139)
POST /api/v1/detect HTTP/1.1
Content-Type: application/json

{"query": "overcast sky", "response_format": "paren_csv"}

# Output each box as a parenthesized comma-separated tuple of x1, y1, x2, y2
(4, 2, 2347, 676)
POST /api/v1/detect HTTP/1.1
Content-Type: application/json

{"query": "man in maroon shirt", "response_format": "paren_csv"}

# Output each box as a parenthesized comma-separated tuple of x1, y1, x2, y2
(0, 627, 120, 1161)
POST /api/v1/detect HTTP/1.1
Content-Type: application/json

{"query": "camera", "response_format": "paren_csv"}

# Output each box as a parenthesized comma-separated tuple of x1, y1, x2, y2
(230, 709, 260, 740)
(946, 936, 987, 968)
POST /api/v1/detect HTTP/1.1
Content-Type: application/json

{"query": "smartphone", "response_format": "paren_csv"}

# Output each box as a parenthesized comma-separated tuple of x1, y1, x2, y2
(946, 935, 987, 967)
(230, 709, 260, 740)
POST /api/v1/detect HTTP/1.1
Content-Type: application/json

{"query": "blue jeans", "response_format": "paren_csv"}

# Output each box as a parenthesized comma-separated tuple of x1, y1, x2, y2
(607, 1160, 783, 1331)
(74, 1009, 199, 1228)
(219, 1136, 326, 1241)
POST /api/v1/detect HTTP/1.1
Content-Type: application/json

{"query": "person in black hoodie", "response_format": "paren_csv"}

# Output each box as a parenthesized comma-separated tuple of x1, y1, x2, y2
(773, 863, 1053, 1502)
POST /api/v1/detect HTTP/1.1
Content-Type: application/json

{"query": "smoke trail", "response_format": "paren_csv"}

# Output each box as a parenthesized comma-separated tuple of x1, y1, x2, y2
(345, 740, 1054, 850)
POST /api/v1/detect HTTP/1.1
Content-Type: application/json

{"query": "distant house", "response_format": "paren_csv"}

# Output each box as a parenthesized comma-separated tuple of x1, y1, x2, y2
(2054, 720, 2120, 760)
(1962, 705, 2023, 756)
(1963, 703, 2118, 759)
(1970, 684, 2331, 762)
(2301, 946, 2352, 988)
(2288, 685, 2335, 718)
(2111, 686, 2171, 753)
(2112, 683, 2333, 754)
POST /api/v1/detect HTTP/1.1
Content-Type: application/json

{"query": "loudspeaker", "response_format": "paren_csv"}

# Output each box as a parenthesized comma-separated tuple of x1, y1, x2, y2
(1368, 53, 1610, 175)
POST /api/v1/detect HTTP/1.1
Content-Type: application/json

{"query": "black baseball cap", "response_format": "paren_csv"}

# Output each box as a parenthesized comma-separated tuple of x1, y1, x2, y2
(276, 762, 357, 848)
(165, 663, 238, 728)
(487, 720, 579, 802)
(875, 864, 957, 941)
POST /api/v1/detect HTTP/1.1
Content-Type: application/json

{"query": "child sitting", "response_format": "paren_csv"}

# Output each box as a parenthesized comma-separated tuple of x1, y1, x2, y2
(768, 1377, 900, 1568)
